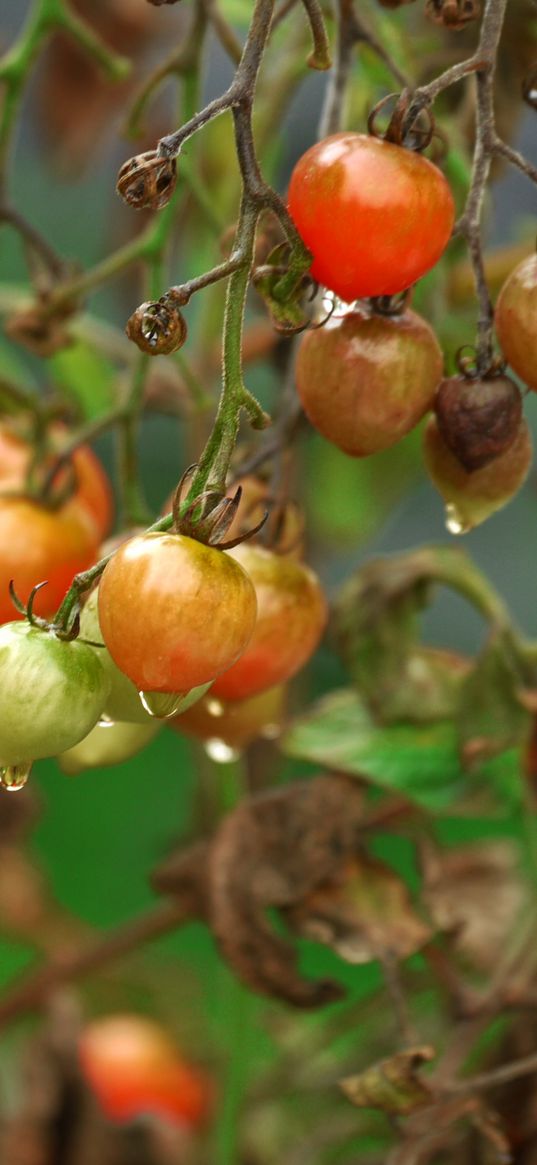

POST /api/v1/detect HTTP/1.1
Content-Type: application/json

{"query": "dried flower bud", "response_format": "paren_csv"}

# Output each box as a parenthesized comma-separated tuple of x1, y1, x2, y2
(116, 149, 176, 210)
(126, 296, 187, 355)
(5, 303, 73, 357)
(425, 0, 480, 28)
(435, 373, 522, 471)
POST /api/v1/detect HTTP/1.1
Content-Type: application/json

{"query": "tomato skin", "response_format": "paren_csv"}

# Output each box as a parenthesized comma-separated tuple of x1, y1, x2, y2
(295, 308, 442, 456)
(172, 685, 285, 750)
(0, 622, 110, 765)
(80, 588, 210, 723)
(288, 133, 455, 301)
(0, 498, 99, 624)
(98, 532, 257, 692)
(79, 1015, 212, 1128)
(0, 423, 113, 538)
(211, 545, 327, 702)
(495, 254, 537, 391)
(423, 416, 532, 530)
(58, 719, 160, 774)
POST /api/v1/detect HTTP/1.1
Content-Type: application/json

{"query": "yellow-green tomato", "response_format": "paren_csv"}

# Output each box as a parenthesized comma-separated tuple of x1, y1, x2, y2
(80, 590, 210, 723)
(0, 622, 110, 766)
(58, 719, 160, 775)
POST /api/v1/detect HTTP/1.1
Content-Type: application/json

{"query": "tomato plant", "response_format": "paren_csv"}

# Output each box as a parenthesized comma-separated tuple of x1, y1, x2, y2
(0, 497, 99, 624)
(211, 545, 327, 702)
(98, 532, 257, 693)
(79, 1015, 212, 1127)
(0, 621, 109, 766)
(288, 133, 455, 302)
(295, 306, 443, 456)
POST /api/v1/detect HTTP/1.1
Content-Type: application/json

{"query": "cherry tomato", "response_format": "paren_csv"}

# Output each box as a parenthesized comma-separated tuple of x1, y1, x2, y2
(495, 254, 537, 391)
(295, 307, 443, 456)
(58, 719, 160, 775)
(211, 545, 327, 702)
(80, 588, 210, 723)
(0, 622, 109, 765)
(423, 415, 532, 532)
(172, 685, 285, 750)
(98, 532, 257, 692)
(79, 1015, 212, 1127)
(0, 497, 99, 624)
(288, 133, 455, 301)
(0, 422, 113, 538)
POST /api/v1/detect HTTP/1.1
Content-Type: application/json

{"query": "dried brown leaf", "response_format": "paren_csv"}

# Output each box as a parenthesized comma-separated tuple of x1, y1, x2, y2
(286, 855, 430, 964)
(341, 1046, 435, 1115)
(421, 841, 527, 970)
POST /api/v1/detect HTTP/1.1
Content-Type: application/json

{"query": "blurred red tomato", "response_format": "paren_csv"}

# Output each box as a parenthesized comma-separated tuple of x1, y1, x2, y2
(79, 1015, 212, 1128)
(0, 422, 113, 538)
(0, 497, 99, 623)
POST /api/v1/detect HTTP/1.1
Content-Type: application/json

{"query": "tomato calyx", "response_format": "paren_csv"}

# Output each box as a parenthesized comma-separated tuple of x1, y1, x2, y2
(171, 464, 268, 551)
(8, 579, 88, 643)
(455, 343, 506, 381)
(367, 91, 437, 154)
(253, 243, 316, 334)
(366, 290, 412, 318)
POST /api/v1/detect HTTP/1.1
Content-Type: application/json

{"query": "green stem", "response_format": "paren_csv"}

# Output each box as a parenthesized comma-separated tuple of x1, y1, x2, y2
(187, 199, 266, 498)
(118, 355, 152, 528)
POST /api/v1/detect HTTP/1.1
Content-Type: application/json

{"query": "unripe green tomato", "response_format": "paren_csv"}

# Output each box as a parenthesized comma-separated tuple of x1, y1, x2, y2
(80, 590, 210, 723)
(58, 719, 160, 775)
(0, 623, 110, 766)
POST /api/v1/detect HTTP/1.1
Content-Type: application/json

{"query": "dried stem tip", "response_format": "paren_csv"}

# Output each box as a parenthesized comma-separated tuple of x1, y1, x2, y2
(116, 150, 177, 210)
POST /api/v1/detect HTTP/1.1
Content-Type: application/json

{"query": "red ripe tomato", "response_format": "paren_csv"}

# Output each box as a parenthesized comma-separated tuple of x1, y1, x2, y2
(0, 497, 99, 624)
(0, 422, 113, 538)
(288, 133, 455, 301)
(79, 1015, 212, 1128)
(295, 307, 442, 456)
(98, 532, 257, 692)
(210, 545, 327, 702)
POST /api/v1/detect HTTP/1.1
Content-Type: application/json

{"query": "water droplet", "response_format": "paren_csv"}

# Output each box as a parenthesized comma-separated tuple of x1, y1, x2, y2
(444, 503, 471, 536)
(206, 698, 225, 718)
(0, 762, 32, 792)
(204, 739, 241, 764)
(98, 714, 116, 728)
(261, 721, 281, 741)
(139, 690, 187, 720)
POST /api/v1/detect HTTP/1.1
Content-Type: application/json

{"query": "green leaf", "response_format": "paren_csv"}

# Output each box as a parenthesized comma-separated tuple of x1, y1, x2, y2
(457, 631, 533, 768)
(281, 689, 522, 814)
(49, 341, 117, 420)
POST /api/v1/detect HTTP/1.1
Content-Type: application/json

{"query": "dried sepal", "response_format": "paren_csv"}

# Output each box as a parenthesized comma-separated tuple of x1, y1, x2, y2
(126, 295, 187, 355)
(425, 0, 480, 29)
(116, 149, 177, 210)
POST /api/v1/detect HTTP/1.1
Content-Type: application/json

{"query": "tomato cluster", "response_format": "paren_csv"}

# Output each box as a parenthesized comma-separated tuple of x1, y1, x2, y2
(286, 132, 536, 536)
(2, 128, 535, 787)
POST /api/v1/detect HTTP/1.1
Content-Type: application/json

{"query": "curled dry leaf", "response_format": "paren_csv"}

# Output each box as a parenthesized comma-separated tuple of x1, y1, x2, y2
(340, 1046, 435, 1116)
(286, 855, 430, 965)
(206, 774, 365, 1007)
(155, 775, 367, 1007)
(421, 840, 527, 970)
